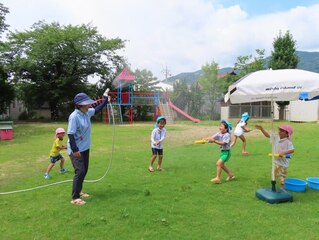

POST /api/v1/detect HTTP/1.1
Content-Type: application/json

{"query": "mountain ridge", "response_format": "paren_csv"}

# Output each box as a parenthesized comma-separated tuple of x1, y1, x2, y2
(165, 51, 319, 85)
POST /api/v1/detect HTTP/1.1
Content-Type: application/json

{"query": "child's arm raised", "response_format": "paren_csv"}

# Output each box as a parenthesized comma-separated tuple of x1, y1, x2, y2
(255, 125, 270, 138)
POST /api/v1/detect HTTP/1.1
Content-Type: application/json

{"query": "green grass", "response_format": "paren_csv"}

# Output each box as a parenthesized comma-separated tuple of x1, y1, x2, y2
(1, 121, 319, 239)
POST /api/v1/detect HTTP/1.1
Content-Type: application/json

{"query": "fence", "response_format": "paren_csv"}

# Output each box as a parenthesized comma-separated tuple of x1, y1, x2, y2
(228, 102, 272, 119)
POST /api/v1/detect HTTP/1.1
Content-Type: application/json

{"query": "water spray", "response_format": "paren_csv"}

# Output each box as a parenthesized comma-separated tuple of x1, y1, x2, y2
(0, 102, 115, 195)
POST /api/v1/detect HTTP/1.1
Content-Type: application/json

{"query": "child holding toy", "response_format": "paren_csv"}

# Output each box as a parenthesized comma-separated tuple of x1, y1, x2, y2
(44, 128, 67, 179)
(231, 112, 251, 155)
(148, 116, 167, 172)
(204, 120, 235, 184)
(255, 124, 295, 190)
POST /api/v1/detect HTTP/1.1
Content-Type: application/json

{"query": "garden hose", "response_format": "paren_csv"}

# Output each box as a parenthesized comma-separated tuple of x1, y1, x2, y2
(0, 103, 115, 195)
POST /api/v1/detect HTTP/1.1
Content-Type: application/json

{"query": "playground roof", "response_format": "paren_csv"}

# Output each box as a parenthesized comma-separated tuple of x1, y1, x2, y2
(116, 68, 135, 81)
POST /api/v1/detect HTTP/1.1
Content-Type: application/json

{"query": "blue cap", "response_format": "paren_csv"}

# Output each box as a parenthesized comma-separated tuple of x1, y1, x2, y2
(74, 93, 96, 105)
(154, 116, 166, 128)
(221, 120, 232, 132)
(241, 112, 250, 122)
(156, 116, 166, 123)
(299, 92, 309, 101)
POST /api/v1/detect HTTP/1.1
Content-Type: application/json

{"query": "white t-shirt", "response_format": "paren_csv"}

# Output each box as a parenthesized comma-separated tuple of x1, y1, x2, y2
(271, 136, 294, 167)
(234, 121, 246, 137)
(212, 132, 231, 150)
(151, 127, 167, 149)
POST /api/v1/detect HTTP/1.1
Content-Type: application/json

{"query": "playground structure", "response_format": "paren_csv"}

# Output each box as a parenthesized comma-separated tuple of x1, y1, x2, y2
(101, 68, 200, 124)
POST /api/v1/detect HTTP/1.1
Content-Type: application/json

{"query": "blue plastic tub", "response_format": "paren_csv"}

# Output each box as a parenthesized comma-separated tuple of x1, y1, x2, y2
(284, 178, 307, 192)
(306, 177, 319, 190)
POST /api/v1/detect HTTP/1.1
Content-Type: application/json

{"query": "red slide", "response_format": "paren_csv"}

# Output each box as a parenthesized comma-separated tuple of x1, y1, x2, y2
(168, 101, 201, 123)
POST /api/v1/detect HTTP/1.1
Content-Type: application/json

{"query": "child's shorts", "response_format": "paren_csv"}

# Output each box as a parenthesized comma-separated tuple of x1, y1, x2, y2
(152, 148, 163, 156)
(274, 162, 288, 185)
(220, 150, 231, 162)
(50, 154, 63, 164)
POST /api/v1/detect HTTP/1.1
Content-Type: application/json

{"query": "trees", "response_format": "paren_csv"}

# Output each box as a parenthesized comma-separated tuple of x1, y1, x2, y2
(0, 3, 14, 116)
(133, 69, 158, 91)
(198, 61, 225, 120)
(189, 82, 203, 118)
(131, 69, 158, 121)
(171, 80, 190, 110)
(269, 31, 299, 120)
(269, 31, 298, 70)
(233, 49, 266, 80)
(3, 21, 125, 120)
(0, 3, 9, 35)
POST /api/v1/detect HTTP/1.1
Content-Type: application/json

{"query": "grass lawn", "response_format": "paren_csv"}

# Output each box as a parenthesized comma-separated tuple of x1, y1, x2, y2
(1, 120, 319, 239)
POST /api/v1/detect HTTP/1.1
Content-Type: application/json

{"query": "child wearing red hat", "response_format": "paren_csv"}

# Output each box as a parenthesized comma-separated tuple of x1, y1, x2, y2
(255, 124, 295, 190)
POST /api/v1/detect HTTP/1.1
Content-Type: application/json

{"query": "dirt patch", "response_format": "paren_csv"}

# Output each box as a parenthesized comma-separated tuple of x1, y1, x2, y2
(167, 125, 219, 147)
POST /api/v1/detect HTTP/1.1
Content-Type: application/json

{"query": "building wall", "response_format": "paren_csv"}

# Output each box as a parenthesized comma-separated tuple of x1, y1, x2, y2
(222, 100, 319, 122)
(0, 99, 26, 120)
(10, 99, 27, 120)
(288, 100, 319, 121)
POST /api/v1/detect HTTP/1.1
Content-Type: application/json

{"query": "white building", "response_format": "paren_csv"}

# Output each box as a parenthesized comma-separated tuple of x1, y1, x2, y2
(221, 100, 319, 122)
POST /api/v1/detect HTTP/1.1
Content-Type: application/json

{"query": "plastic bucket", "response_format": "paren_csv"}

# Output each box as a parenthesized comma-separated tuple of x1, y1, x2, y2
(306, 177, 319, 190)
(284, 178, 307, 192)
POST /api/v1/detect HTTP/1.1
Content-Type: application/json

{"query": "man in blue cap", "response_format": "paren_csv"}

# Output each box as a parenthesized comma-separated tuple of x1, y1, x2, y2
(68, 89, 110, 205)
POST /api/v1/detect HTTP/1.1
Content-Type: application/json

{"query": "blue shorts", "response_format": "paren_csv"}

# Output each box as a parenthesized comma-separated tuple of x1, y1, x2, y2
(152, 148, 163, 156)
(50, 154, 63, 164)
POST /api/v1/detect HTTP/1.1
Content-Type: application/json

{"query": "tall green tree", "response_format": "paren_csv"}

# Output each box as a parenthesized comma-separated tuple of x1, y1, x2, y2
(269, 31, 299, 120)
(269, 31, 298, 69)
(171, 80, 190, 111)
(198, 61, 224, 120)
(0, 3, 14, 115)
(189, 81, 203, 118)
(4, 21, 125, 120)
(233, 49, 266, 80)
(133, 69, 158, 91)
(0, 3, 9, 35)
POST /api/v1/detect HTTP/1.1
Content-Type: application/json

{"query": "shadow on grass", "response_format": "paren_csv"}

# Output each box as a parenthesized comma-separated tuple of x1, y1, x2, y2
(91, 187, 144, 200)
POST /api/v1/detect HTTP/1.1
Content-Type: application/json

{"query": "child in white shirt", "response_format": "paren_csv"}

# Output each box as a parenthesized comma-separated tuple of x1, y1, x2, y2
(148, 116, 167, 172)
(231, 112, 251, 155)
(255, 124, 295, 190)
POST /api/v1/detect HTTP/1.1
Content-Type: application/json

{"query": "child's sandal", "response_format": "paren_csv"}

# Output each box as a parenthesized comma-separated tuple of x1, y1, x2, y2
(211, 178, 221, 184)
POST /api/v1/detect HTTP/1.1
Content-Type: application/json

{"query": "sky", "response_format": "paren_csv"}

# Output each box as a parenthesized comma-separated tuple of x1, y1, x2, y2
(2, 0, 319, 81)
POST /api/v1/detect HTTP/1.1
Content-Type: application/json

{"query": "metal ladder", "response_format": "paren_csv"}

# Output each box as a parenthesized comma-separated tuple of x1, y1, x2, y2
(159, 103, 174, 124)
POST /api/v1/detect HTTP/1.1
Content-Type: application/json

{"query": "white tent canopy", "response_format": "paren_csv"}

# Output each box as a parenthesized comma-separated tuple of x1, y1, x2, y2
(225, 69, 319, 104)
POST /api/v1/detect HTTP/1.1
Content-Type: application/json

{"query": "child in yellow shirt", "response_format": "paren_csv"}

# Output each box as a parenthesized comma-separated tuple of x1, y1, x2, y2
(44, 128, 67, 179)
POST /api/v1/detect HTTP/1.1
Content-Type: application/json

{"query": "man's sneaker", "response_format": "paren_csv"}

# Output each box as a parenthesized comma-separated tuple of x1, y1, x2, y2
(44, 173, 51, 179)
(60, 168, 68, 174)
